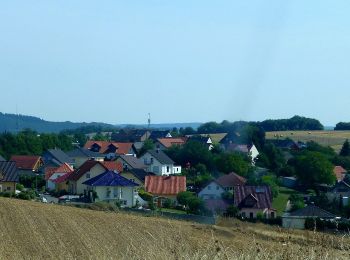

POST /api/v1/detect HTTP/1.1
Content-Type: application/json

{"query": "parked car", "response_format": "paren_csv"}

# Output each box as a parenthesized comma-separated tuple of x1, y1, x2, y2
(58, 195, 81, 204)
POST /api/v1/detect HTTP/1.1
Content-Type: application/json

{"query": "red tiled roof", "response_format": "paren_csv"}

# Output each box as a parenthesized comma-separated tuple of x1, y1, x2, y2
(45, 163, 73, 181)
(53, 171, 74, 184)
(334, 166, 347, 182)
(145, 176, 186, 196)
(10, 155, 42, 170)
(157, 138, 187, 148)
(101, 161, 123, 172)
(84, 141, 133, 154)
(216, 172, 246, 187)
(45, 167, 58, 181)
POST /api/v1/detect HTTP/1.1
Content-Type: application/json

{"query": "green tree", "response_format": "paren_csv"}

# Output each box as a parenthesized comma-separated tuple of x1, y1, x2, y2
(214, 153, 250, 176)
(340, 139, 350, 156)
(138, 139, 155, 156)
(294, 151, 336, 188)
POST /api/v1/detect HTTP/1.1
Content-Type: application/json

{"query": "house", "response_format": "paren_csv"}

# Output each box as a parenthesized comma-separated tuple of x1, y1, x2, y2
(84, 141, 136, 156)
(219, 132, 241, 148)
(225, 143, 260, 164)
(67, 147, 105, 168)
(187, 133, 227, 144)
(45, 163, 74, 191)
(116, 155, 147, 171)
(234, 185, 276, 219)
(42, 149, 75, 168)
(198, 173, 246, 200)
(216, 172, 247, 193)
(0, 161, 19, 193)
(149, 130, 172, 141)
(155, 137, 187, 150)
(67, 160, 122, 195)
(145, 175, 186, 207)
(53, 171, 74, 192)
(120, 169, 154, 187)
(282, 205, 337, 229)
(326, 181, 350, 206)
(333, 166, 347, 183)
(187, 135, 213, 150)
(111, 129, 150, 142)
(198, 180, 226, 200)
(10, 155, 43, 176)
(83, 170, 139, 207)
(140, 149, 181, 175)
(267, 139, 299, 150)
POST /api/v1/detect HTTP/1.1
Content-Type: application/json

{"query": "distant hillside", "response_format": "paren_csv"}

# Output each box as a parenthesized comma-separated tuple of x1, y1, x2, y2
(118, 122, 202, 130)
(0, 113, 114, 133)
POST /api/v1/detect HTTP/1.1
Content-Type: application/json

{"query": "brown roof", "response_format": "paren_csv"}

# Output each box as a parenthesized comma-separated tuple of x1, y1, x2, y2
(10, 155, 42, 170)
(45, 167, 59, 181)
(68, 161, 104, 181)
(216, 172, 246, 187)
(157, 138, 187, 148)
(84, 141, 133, 154)
(145, 176, 186, 196)
(334, 166, 347, 182)
(234, 186, 273, 210)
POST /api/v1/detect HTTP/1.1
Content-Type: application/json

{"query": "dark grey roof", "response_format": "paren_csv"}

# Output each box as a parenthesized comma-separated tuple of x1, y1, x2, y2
(0, 155, 5, 161)
(0, 161, 19, 182)
(289, 205, 336, 219)
(149, 130, 171, 140)
(119, 155, 146, 169)
(47, 149, 74, 165)
(147, 150, 174, 165)
(67, 147, 104, 159)
(128, 169, 154, 182)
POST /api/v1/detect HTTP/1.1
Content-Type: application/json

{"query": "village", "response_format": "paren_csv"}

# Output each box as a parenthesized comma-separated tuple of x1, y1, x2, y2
(1, 121, 350, 232)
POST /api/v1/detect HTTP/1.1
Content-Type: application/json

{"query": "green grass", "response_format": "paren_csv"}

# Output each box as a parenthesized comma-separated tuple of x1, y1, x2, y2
(272, 187, 299, 216)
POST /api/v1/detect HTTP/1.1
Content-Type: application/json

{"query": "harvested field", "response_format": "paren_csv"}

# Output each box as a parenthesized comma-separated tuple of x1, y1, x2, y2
(0, 198, 350, 259)
(266, 130, 350, 152)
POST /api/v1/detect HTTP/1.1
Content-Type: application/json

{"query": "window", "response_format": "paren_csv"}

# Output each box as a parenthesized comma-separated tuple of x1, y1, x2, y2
(241, 212, 246, 218)
(216, 186, 220, 190)
(7, 186, 11, 191)
(106, 188, 111, 198)
(249, 212, 254, 219)
(271, 212, 275, 219)
(150, 158, 154, 164)
(208, 186, 211, 190)
(167, 166, 170, 172)
(86, 173, 91, 179)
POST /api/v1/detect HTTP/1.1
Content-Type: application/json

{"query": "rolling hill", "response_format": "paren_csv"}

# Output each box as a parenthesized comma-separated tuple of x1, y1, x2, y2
(0, 198, 349, 259)
(0, 112, 115, 133)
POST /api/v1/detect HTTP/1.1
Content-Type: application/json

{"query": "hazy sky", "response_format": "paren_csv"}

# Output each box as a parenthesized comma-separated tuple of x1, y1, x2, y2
(0, 1, 349, 125)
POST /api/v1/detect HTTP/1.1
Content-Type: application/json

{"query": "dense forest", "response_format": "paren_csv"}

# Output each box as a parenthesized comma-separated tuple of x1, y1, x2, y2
(334, 122, 350, 130)
(197, 116, 324, 134)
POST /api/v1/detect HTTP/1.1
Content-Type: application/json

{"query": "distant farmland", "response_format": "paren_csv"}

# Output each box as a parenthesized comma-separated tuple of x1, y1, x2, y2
(266, 130, 350, 152)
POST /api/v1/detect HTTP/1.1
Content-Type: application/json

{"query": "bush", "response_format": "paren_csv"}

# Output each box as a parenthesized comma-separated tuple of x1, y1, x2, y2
(163, 199, 172, 209)
(225, 205, 239, 217)
(138, 189, 153, 202)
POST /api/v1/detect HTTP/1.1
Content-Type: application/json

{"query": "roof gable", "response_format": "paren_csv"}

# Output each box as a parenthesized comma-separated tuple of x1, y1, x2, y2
(10, 155, 42, 170)
(234, 185, 273, 210)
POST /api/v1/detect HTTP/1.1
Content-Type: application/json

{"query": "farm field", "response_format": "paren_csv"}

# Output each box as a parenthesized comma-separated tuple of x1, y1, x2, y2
(0, 198, 350, 259)
(266, 130, 350, 152)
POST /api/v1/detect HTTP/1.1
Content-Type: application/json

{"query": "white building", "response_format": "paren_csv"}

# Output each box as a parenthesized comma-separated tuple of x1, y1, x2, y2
(140, 149, 181, 176)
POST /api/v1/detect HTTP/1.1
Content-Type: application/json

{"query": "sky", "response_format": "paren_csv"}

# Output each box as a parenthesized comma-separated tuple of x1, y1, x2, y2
(0, 1, 349, 126)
